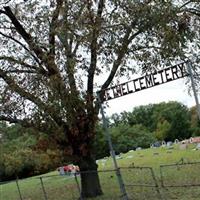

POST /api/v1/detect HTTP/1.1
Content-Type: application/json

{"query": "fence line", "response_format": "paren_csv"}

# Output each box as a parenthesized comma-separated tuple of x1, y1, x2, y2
(120, 167, 163, 200)
(160, 161, 200, 187)
(1, 162, 200, 200)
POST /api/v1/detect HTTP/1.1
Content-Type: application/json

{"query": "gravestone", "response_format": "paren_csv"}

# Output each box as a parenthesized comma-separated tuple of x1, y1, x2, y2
(126, 155, 133, 159)
(196, 143, 200, 150)
(59, 167, 65, 175)
(101, 158, 108, 168)
(179, 143, 188, 150)
(167, 141, 173, 147)
(153, 141, 161, 148)
(162, 141, 166, 147)
(150, 143, 154, 148)
(116, 155, 122, 159)
(174, 139, 179, 144)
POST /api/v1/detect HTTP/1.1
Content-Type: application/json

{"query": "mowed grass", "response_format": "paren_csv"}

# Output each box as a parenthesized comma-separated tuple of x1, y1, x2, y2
(1, 144, 200, 200)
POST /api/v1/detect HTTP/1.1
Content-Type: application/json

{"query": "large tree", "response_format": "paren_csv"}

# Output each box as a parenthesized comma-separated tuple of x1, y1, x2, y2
(0, 0, 199, 197)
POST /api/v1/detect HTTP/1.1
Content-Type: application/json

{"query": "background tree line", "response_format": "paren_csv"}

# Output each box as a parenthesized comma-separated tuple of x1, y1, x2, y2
(95, 101, 200, 158)
(1, 101, 199, 181)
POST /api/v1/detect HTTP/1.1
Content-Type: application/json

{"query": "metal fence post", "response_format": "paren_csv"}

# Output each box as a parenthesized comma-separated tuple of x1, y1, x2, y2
(150, 168, 163, 200)
(16, 178, 23, 200)
(187, 61, 200, 121)
(74, 173, 83, 200)
(40, 177, 48, 200)
(97, 93, 129, 200)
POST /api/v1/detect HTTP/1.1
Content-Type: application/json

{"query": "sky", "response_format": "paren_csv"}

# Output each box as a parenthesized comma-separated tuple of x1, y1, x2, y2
(103, 77, 196, 116)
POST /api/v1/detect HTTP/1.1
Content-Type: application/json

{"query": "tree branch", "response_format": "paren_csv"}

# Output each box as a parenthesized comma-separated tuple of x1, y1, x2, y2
(58, 30, 77, 92)
(3, 6, 70, 104)
(49, 0, 64, 58)
(0, 69, 45, 108)
(0, 115, 33, 127)
(4, 6, 34, 45)
(0, 9, 6, 14)
(85, 0, 95, 23)
(5, 69, 36, 74)
(101, 28, 132, 90)
(87, 0, 105, 96)
(0, 56, 36, 69)
(97, 0, 105, 18)
(0, 31, 41, 65)
(179, 0, 193, 10)
(64, 52, 77, 92)
(0, 115, 63, 133)
(3, 6, 58, 75)
(186, 8, 200, 17)
(0, 56, 47, 75)
(0, 0, 12, 6)
(0, 68, 63, 126)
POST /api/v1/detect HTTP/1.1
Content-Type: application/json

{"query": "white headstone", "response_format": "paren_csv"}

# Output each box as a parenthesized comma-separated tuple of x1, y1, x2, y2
(126, 155, 133, 159)
(136, 147, 142, 151)
(167, 141, 173, 147)
(162, 141, 166, 147)
(116, 155, 122, 159)
(196, 143, 200, 150)
(174, 139, 179, 144)
(59, 167, 65, 175)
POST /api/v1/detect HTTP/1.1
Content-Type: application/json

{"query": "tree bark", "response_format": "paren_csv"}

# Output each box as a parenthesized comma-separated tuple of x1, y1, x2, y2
(78, 156, 103, 198)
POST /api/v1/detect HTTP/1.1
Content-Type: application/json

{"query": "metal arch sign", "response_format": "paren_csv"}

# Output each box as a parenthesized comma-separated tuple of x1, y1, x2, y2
(98, 61, 189, 102)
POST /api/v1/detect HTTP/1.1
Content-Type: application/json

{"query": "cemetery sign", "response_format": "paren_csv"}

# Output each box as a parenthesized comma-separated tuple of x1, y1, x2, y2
(99, 62, 188, 102)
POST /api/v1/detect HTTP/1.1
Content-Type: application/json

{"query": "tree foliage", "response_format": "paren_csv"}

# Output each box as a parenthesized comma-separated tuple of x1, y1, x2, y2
(111, 124, 155, 153)
(0, 123, 64, 181)
(113, 101, 192, 141)
(155, 119, 171, 141)
(154, 102, 191, 140)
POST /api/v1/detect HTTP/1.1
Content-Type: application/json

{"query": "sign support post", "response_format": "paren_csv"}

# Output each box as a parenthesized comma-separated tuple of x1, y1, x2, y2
(97, 93, 129, 200)
(187, 62, 200, 121)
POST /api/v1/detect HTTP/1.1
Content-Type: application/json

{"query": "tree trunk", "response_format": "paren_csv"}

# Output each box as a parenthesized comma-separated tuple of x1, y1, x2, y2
(78, 157, 103, 198)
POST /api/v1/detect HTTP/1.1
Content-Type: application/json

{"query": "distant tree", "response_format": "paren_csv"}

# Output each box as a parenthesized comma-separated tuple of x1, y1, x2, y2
(114, 102, 192, 141)
(125, 104, 155, 130)
(110, 111, 131, 126)
(153, 102, 191, 141)
(0, 123, 64, 181)
(111, 124, 155, 153)
(0, 0, 199, 197)
(155, 119, 171, 141)
(110, 113, 122, 127)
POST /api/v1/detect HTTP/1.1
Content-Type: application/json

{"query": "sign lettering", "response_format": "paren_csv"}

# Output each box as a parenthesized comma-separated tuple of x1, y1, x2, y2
(99, 62, 188, 102)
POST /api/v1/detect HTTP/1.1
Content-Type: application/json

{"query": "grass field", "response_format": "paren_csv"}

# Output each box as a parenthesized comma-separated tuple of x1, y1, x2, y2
(1, 144, 200, 200)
